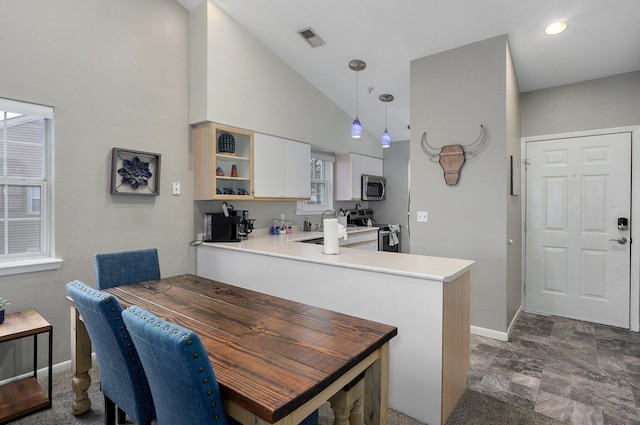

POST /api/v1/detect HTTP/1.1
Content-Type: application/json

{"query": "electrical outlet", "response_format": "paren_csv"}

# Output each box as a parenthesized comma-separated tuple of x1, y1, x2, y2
(417, 211, 429, 223)
(280, 214, 285, 220)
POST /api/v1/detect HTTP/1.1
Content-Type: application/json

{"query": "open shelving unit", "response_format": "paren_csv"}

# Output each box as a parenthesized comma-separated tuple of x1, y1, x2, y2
(0, 310, 52, 424)
(193, 122, 254, 200)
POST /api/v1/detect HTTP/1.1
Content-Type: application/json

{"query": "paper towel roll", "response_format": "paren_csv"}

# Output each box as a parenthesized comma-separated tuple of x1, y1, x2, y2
(323, 218, 340, 255)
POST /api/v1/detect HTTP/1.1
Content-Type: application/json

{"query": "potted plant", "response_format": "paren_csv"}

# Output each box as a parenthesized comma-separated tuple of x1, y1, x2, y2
(0, 297, 9, 324)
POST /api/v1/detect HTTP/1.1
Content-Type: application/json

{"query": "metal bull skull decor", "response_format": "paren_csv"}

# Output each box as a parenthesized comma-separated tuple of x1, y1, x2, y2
(421, 125, 487, 185)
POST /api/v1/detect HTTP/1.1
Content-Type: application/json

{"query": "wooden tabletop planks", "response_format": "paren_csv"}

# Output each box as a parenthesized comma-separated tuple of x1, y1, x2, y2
(106, 274, 397, 423)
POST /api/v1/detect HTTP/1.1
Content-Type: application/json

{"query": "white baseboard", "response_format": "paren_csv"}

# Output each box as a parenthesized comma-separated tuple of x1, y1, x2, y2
(470, 325, 508, 341)
(470, 306, 522, 342)
(507, 306, 523, 338)
(0, 355, 95, 386)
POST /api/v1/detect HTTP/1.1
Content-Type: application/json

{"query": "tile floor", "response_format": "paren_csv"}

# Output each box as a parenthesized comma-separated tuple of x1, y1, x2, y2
(468, 312, 640, 424)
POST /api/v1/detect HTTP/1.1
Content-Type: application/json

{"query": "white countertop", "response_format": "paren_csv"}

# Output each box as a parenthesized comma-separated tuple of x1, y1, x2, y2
(199, 227, 474, 282)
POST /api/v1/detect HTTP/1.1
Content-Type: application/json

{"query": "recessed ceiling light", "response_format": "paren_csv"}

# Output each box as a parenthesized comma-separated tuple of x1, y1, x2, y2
(544, 20, 568, 35)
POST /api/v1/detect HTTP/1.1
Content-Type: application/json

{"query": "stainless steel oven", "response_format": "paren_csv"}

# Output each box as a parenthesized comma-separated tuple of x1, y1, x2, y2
(378, 226, 400, 253)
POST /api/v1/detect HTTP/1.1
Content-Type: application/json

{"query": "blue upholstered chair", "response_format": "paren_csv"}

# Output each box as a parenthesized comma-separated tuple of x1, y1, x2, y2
(66, 281, 155, 425)
(122, 305, 319, 425)
(94, 248, 160, 290)
(122, 305, 230, 425)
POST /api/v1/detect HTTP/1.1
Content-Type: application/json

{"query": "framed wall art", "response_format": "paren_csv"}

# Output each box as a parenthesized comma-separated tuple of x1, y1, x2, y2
(110, 148, 161, 196)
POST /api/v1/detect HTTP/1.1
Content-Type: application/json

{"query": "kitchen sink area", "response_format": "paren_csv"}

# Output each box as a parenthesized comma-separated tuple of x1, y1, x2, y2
(298, 225, 380, 251)
(299, 209, 400, 252)
(300, 237, 324, 245)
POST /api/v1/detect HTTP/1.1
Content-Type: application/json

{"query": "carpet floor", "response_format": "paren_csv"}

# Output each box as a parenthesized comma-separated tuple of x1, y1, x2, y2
(10, 366, 564, 425)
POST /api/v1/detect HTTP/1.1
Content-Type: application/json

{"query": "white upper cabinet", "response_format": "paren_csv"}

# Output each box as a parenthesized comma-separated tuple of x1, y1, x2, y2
(254, 133, 311, 200)
(335, 153, 383, 201)
(284, 139, 312, 198)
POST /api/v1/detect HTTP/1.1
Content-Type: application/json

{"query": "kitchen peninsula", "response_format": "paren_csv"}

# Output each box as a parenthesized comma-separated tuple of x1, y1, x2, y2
(196, 230, 474, 425)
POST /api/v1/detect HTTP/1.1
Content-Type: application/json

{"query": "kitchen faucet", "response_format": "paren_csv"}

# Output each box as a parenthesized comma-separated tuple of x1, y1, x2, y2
(319, 209, 336, 231)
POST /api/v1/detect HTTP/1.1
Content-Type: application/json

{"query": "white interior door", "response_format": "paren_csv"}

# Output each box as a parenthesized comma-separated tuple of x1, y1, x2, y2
(525, 132, 631, 328)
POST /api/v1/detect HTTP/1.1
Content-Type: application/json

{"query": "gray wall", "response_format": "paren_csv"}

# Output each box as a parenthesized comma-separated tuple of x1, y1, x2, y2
(410, 35, 517, 334)
(374, 141, 411, 253)
(505, 44, 522, 330)
(522, 71, 640, 137)
(0, 0, 192, 373)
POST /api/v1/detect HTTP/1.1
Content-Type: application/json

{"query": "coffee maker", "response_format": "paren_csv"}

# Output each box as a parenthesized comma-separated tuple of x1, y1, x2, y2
(235, 210, 255, 240)
(204, 213, 241, 242)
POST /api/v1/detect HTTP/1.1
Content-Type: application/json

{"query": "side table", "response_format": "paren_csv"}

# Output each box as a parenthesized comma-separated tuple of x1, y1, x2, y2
(0, 309, 53, 423)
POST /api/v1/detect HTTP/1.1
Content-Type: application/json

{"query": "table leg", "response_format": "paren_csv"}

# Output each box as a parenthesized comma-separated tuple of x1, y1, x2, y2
(364, 342, 390, 425)
(329, 377, 365, 425)
(350, 397, 364, 425)
(70, 304, 92, 415)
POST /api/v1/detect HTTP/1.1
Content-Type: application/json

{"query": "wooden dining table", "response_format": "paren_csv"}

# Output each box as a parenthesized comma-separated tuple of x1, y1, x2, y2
(68, 274, 397, 425)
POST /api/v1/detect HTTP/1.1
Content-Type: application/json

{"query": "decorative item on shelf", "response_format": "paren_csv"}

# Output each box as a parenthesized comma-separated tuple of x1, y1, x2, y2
(216, 167, 225, 176)
(237, 188, 249, 196)
(379, 94, 394, 148)
(217, 133, 236, 155)
(421, 124, 487, 186)
(110, 148, 161, 196)
(231, 164, 238, 177)
(349, 59, 367, 138)
(0, 296, 9, 324)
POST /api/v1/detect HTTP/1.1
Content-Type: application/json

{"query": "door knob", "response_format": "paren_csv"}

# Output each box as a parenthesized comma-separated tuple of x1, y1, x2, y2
(609, 237, 628, 245)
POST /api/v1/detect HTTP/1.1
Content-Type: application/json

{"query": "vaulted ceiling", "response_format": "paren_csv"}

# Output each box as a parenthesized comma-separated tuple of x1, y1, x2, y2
(177, 0, 640, 142)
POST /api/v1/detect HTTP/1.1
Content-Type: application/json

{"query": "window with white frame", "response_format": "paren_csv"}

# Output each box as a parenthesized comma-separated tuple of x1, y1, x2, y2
(297, 152, 334, 215)
(0, 98, 53, 261)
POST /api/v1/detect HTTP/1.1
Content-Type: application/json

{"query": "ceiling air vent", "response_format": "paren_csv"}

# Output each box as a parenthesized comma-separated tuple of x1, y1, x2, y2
(297, 27, 326, 48)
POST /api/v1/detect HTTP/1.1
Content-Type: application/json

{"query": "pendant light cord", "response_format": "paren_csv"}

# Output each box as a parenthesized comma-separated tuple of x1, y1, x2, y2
(355, 70, 359, 117)
(384, 100, 388, 130)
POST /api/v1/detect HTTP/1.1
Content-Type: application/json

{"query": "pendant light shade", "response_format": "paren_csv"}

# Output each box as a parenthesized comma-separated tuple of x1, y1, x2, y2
(379, 94, 394, 148)
(381, 130, 391, 148)
(351, 117, 362, 138)
(349, 60, 366, 138)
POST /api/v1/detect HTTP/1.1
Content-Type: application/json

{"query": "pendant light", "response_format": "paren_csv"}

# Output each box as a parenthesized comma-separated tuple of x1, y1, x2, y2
(349, 59, 366, 138)
(379, 94, 394, 148)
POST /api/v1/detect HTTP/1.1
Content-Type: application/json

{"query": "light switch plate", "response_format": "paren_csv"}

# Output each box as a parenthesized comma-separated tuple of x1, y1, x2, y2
(417, 211, 428, 222)
(172, 182, 181, 195)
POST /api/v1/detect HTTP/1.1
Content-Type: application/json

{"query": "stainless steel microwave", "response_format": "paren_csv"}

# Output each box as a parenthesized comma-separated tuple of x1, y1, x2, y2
(361, 174, 386, 201)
